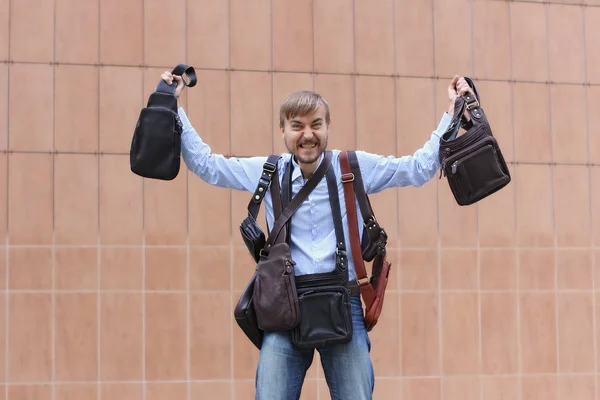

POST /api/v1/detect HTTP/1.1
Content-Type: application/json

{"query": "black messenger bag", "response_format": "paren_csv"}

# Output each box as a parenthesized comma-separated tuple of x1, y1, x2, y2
(280, 158, 353, 350)
(438, 77, 511, 206)
(130, 64, 197, 180)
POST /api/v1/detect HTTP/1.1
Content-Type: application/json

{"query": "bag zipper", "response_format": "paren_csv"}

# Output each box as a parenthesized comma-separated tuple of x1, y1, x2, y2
(298, 285, 346, 298)
(295, 275, 344, 287)
(442, 125, 485, 153)
(439, 126, 487, 179)
(441, 136, 496, 177)
(284, 259, 296, 275)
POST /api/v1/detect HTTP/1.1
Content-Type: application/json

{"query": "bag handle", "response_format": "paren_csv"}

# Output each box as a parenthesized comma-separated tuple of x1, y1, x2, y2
(261, 151, 333, 257)
(444, 77, 484, 142)
(156, 64, 198, 95)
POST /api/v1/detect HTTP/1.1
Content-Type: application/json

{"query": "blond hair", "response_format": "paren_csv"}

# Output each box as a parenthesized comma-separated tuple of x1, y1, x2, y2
(279, 90, 331, 127)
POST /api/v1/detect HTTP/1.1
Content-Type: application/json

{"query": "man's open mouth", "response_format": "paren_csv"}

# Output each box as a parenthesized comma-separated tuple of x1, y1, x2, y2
(300, 143, 317, 149)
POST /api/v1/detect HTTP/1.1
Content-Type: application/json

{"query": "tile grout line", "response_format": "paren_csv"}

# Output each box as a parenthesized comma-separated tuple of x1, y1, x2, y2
(97, 244, 101, 396)
(2, 288, 600, 295)
(186, 188, 191, 400)
(430, 0, 444, 398)
(545, 2, 561, 395)
(351, 0, 358, 152)
(5, 0, 10, 397)
(503, 0, 597, 7)
(581, 4, 598, 399)
(348, 0, 359, 393)
(311, 0, 315, 91)
(351, 0, 358, 398)
(468, 0, 485, 395)
(3, 288, 600, 294)
(185, 0, 191, 398)
(142, 227, 147, 397)
(2, 243, 600, 249)
(5, 59, 600, 87)
(269, 0, 274, 157)
(507, 2, 522, 399)
(52, 0, 57, 396)
(390, 0, 403, 391)
(96, 0, 102, 396)
(141, 0, 146, 396)
(228, 0, 234, 395)
(0, 372, 598, 385)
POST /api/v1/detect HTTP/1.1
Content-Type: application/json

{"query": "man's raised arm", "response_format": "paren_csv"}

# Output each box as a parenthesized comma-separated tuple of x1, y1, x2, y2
(357, 76, 474, 194)
(163, 71, 265, 193)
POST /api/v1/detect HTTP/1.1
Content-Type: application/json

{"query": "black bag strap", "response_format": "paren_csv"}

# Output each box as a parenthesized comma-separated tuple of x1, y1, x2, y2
(280, 157, 293, 243)
(346, 151, 377, 224)
(246, 155, 282, 221)
(155, 64, 198, 95)
(261, 151, 333, 256)
(325, 162, 348, 268)
(282, 156, 347, 264)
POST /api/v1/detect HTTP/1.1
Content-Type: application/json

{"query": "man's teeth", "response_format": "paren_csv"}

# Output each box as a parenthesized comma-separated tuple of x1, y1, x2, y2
(301, 144, 316, 149)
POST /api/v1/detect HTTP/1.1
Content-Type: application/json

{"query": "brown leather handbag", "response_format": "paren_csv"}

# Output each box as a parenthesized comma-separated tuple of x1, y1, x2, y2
(235, 156, 281, 349)
(438, 77, 511, 206)
(340, 151, 392, 331)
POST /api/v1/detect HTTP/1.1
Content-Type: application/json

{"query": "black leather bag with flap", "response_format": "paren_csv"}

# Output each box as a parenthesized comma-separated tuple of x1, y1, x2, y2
(130, 64, 197, 180)
(438, 77, 511, 206)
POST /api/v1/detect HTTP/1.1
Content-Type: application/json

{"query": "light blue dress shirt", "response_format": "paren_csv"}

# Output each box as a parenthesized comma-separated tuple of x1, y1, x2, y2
(178, 107, 452, 281)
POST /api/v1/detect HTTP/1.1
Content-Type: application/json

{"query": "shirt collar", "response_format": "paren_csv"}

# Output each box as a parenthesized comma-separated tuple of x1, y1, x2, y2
(290, 152, 325, 182)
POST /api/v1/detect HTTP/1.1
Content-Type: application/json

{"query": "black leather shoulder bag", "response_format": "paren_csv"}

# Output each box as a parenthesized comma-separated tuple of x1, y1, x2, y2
(282, 157, 354, 349)
(130, 64, 197, 180)
(438, 77, 511, 206)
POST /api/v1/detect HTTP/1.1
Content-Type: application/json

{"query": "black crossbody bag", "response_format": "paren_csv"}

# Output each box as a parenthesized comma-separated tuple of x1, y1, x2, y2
(281, 158, 353, 349)
(438, 77, 511, 205)
(130, 64, 197, 180)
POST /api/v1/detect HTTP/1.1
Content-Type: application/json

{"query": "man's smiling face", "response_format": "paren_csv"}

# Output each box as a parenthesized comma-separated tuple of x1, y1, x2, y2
(281, 104, 329, 165)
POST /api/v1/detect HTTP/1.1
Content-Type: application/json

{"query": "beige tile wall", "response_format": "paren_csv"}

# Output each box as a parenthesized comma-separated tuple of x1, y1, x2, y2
(1, 0, 599, 398)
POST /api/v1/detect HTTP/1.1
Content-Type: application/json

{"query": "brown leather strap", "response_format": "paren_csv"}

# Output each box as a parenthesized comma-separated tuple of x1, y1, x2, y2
(339, 151, 376, 305)
(347, 151, 375, 223)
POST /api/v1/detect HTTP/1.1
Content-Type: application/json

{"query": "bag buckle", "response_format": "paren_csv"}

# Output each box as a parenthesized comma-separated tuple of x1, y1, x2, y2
(465, 96, 480, 110)
(263, 162, 277, 173)
(341, 173, 354, 183)
(357, 276, 371, 286)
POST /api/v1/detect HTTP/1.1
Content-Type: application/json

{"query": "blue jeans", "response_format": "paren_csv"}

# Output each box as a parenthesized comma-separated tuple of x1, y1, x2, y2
(255, 296, 375, 400)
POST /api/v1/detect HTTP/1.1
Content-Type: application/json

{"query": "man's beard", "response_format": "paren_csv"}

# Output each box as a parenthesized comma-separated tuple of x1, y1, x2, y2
(288, 138, 327, 164)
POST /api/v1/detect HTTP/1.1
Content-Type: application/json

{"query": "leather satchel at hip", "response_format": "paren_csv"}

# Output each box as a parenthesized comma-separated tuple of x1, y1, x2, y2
(438, 77, 511, 206)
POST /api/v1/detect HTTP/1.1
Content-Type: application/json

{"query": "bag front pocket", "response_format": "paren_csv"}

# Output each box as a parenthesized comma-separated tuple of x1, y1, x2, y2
(445, 137, 510, 205)
(253, 243, 300, 332)
(290, 285, 352, 349)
